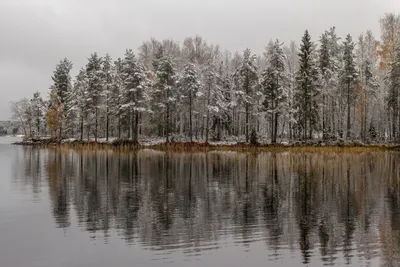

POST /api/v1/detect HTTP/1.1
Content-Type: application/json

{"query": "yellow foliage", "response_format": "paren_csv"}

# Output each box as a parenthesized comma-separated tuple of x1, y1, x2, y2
(46, 107, 62, 137)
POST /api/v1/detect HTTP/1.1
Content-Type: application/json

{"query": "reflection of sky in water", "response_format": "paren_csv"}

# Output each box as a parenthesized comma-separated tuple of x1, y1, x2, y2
(0, 143, 399, 267)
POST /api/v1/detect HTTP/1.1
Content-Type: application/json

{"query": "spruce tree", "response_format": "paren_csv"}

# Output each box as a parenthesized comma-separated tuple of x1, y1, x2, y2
(294, 30, 319, 140)
(30, 92, 44, 137)
(341, 34, 358, 139)
(262, 40, 287, 144)
(51, 58, 72, 139)
(121, 49, 150, 144)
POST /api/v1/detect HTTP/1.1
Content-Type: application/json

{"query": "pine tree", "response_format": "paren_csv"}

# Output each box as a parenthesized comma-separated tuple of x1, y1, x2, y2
(341, 34, 358, 139)
(294, 30, 320, 140)
(233, 48, 259, 142)
(86, 53, 103, 141)
(121, 49, 151, 144)
(262, 40, 287, 144)
(180, 63, 200, 142)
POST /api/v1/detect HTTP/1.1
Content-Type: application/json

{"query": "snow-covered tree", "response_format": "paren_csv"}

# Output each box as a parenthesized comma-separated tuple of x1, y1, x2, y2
(30, 92, 45, 137)
(294, 30, 320, 140)
(379, 13, 400, 71)
(111, 58, 124, 138)
(202, 62, 229, 142)
(51, 58, 72, 138)
(121, 49, 151, 143)
(319, 32, 331, 139)
(180, 63, 200, 141)
(262, 40, 287, 143)
(341, 34, 358, 139)
(86, 53, 103, 141)
(318, 27, 342, 139)
(10, 98, 32, 137)
(387, 44, 400, 142)
(356, 31, 380, 141)
(70, 68, 89, 140)
(102, 54, 114, 141)
(152, 48, 176, 142)
(233, 48, 259, 142)
(283, 41, 299, 140)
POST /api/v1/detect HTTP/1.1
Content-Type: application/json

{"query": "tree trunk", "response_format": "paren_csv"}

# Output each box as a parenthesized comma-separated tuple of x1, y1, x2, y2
(59, 122, 62, 141)
(322, 94, 326, 140)
(130, 109, 134, 141)
(95, 108, 98, 142)
(364, 103, 367, 142)
(118, 115, 121, 140)
(270, 113, 275, 144)
(340, 89, 344, 139)
(274, 113, 279, 144)
(346, 82, 351, 139)
(195, 113, 199, 140)
(205, 83, 211, 143)
(106, 106, 109, 142)
(166, 103, 170, 143)
(245, 102, 249, 143)
(80, 116, 84, 141)
(189, 91, 193, 142)
(134, 111, 139, 144)
(332, 98, 336, 137)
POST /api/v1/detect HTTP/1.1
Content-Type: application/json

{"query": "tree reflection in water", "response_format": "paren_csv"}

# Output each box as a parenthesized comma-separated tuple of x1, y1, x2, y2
(14, 148, 400, 266)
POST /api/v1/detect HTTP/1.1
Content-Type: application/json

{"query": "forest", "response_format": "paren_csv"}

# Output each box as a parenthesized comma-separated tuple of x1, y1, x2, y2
(10, 13, 400, 144)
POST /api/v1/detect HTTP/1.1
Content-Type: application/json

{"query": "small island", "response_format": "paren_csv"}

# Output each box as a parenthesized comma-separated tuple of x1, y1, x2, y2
(10, 14, 400, 152)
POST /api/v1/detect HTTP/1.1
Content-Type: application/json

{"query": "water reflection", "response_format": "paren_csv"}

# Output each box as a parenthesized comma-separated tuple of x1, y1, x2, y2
(13, 148, 400, 266)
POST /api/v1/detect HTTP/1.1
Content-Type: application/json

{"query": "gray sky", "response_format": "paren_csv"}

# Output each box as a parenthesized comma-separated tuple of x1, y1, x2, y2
(0, 0, 399, 120)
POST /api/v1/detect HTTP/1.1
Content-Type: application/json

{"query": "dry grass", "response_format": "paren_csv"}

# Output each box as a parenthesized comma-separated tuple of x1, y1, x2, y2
(47, 141, 397, 153)
(13, 137, 400, 153)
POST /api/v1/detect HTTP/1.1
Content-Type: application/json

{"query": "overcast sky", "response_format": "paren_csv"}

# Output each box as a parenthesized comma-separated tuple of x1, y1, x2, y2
(0, 0, 399, 120)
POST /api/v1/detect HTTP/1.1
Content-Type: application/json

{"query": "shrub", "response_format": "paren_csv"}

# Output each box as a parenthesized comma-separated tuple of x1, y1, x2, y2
(250, 129, 259, 146)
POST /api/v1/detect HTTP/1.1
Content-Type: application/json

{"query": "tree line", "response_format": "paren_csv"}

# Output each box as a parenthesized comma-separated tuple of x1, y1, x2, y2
(11, 13, 400, 144)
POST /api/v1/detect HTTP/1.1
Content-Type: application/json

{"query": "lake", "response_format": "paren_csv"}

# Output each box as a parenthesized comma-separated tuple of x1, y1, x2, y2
(1, 137, 399, 267)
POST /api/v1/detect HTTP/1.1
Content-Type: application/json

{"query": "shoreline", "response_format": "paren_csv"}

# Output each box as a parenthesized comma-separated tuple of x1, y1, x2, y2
(11, 138, 400, 152)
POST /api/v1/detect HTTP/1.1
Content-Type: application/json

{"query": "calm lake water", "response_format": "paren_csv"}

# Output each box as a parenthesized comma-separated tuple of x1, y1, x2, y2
(1, 138, 400, 267)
